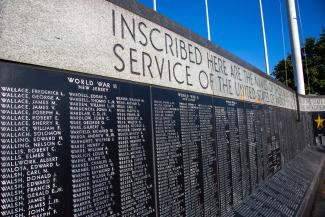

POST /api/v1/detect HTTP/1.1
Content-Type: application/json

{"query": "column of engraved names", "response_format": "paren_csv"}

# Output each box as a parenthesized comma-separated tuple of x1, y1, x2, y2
(263, 109, 273, 178)
(284, 110, 292, 162)
(269, 108, 277, 176)
(28, 89, 64, 216)
(254, 108, 264, 182)
(0, 87, 64, 216)
(278, 109, 284, 158)
(285, 110, 292, 158)
(288, 112, 295, 160)
(237, 106, 250, 198)
(153, 99, 184, 216)
(308, 114, 314, 147)
(0, 87, 29, 216)
(306, 114, 314, 147)
(271, 109, 281, 173)
(246, 108, 258, 191)
(215, 104, 232, 214)
(179, 93, 203, 216)
(69, 92, 116, 216)
(261, 108, 269, 178)
(226, 101, 242, 206)
(198, 102, 219, 217)
(299, 112, 306, 150)
(116, 97, 154, 216)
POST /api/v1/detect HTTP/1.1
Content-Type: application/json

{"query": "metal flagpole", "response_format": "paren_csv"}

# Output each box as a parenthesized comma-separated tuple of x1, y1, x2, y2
(286, 0, 305, 95)
(153, 0, 157, 11)
(205, 0, 211, 41)
(278, 0, 289, 86)
(259, 0, 270, 75)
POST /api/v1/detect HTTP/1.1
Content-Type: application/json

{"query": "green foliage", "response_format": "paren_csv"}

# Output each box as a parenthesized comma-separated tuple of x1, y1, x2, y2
(272, 30, 325, 95)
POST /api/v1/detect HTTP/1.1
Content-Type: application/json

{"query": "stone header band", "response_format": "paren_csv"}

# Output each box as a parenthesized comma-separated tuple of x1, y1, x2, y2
(2, 0, 322, 111)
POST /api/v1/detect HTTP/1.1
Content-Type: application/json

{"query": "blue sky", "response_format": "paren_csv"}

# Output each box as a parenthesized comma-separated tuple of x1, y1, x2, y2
(137, 0, 325, 74)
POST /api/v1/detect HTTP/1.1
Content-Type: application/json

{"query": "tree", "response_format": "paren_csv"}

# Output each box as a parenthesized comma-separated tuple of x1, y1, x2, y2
(272, 30, 325, 95)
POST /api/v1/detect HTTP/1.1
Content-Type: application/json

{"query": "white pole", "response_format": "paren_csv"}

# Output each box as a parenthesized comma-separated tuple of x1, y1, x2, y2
(286, 0, 305, 95)
(259, 0, 270, 75)
(153, 0, 157, 11)
(205, 0, 211, 41)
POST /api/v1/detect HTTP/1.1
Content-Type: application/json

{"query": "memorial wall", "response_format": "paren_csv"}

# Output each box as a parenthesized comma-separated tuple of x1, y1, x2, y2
(0, 0, 323, 216)
(0, 61, 314, 217)
(300, 96, 325, 147)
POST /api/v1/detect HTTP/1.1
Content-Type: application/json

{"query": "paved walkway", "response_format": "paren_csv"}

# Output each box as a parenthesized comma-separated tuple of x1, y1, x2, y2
(224, 150, 325, 217)
(311, 167, 325, 217)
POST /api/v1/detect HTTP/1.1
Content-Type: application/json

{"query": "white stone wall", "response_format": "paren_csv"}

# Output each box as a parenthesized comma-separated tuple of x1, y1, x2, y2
(0, 0, 321, 111)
